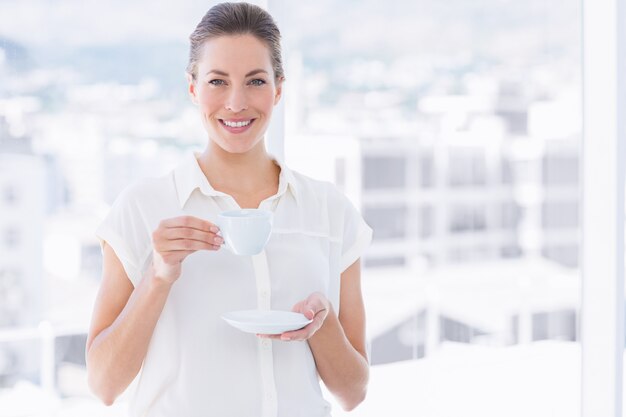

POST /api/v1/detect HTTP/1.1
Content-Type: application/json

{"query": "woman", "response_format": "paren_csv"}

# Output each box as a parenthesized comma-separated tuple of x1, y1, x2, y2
(86, 3, 372, 416)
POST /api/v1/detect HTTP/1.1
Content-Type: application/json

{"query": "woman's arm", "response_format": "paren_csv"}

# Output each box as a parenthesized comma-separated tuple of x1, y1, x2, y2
(85, 243, 173, 405)
(308, 259, 369, 411)
(86, 216, 222, 405)
(259, 258, 369, 411)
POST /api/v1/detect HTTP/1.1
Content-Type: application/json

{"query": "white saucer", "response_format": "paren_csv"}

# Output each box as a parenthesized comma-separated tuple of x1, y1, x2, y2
(221, 310, 313, 335)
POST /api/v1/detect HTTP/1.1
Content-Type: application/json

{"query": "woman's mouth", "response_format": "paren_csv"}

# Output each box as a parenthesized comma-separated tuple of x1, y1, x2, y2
(219, 118, 256, 134)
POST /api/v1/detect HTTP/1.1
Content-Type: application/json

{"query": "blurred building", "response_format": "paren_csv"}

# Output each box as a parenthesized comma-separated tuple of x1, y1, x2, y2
(287, 78, 580, 270)
(0, 128, 46, 385)
(363, 258, 579, 365)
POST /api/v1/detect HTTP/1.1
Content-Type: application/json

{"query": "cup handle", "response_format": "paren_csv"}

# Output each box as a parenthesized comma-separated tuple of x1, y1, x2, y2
(214, 219, 232, 252)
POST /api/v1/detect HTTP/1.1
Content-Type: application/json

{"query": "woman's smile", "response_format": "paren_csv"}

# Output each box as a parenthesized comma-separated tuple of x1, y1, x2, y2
(218, 118, 256, 134)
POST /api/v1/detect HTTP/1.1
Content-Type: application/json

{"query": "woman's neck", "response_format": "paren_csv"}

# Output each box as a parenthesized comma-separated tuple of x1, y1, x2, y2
(197, 142, 280, 195)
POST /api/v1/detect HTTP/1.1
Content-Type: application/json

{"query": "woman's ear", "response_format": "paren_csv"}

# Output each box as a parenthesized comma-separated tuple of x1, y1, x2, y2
(274, 76, 285, 105)
(186, 72, 199, 105)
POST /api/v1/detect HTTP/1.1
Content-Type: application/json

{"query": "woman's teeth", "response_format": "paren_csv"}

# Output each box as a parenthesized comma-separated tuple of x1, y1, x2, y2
(222, 120, 252, 128)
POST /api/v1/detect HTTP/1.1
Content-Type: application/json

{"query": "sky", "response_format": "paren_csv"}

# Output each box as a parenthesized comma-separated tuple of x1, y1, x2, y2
(0, 0, 233, 47)
(0, 0, 580, 54)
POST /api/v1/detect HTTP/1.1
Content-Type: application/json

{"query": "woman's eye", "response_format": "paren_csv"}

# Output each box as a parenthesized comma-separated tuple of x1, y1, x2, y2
(208, 79, 226, 86)
(250, 79, 266, 86)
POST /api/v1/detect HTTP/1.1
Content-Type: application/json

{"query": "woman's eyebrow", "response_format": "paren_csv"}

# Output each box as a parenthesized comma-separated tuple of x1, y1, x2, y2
(206, 69, 268, 77)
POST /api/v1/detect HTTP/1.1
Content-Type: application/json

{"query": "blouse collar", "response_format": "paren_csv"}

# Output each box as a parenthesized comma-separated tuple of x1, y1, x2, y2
(174, 152, 299, 208)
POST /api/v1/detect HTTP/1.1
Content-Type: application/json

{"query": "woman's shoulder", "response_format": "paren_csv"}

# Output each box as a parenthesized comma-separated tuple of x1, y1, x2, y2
(288, 168, 351, 210)
(289, 169, 341, 197)
(109, 172, 177, 211)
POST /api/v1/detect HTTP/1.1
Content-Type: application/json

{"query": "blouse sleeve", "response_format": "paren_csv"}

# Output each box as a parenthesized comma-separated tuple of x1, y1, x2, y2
(95, 184, 153, 287)
(337, 191, 373, 273)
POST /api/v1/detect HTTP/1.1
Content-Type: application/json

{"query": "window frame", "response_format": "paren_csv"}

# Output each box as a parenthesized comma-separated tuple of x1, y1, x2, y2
(580, 0, 625, 415)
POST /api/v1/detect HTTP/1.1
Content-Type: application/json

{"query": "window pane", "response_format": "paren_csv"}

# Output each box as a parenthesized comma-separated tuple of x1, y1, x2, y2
(278, 0, 582, 415)
(0, 0, 585, 415)
(363, 206, 407, 240)
(363, 156, 406, 190)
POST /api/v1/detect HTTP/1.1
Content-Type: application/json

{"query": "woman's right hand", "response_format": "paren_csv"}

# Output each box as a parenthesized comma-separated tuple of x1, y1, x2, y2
(151, 215, 223, 284)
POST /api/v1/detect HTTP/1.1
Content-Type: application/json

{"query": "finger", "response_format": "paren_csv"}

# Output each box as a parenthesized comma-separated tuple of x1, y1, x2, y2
(290, 300, 306, 314)
(158, 242, 222, 263)
(304, 295, 329, 319)
(162, 227, 223, 245)
(280, 329, 309, 341)
(153, 240, 222, 255)
(280, 321, 319, 341)
(159, 239, 218, 252)
(256, 334, 282, 340)
(160, 216, 219, 233)
(302, 305, 327, 321)
(313, 308, 328, 321)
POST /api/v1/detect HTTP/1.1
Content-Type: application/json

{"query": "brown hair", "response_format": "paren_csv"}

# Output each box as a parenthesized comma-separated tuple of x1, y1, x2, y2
(187, 2, 285, 82)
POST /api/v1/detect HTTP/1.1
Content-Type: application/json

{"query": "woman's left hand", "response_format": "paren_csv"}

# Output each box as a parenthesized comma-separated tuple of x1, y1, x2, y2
(258, 292, 330, 341)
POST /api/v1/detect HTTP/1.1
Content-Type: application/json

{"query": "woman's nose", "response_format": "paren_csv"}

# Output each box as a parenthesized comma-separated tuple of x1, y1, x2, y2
(224, 86, 248, 113)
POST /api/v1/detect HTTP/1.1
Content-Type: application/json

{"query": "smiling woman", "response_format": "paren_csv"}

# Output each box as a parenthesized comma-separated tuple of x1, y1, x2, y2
(84, 2, 372, 417)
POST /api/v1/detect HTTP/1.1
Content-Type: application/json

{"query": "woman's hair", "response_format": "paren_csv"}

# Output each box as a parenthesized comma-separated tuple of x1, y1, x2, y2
(187, 2, 284, 82)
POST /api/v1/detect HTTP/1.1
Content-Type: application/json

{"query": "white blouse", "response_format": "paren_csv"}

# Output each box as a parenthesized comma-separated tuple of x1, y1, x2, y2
(96, 152, 373, 417)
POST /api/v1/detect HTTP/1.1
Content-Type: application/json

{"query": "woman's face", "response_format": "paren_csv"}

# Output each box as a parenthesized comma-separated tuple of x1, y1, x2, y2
(188, 34, 282, 155)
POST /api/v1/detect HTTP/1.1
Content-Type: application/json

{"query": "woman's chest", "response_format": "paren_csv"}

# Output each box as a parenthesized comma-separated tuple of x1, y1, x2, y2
(264, 231, 332, 309)
(167, 230, 333, 314)
(164, 191, 339, 312)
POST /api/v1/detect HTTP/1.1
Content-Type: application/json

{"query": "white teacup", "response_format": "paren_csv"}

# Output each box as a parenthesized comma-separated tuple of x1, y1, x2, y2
(216, 209, 273, 256)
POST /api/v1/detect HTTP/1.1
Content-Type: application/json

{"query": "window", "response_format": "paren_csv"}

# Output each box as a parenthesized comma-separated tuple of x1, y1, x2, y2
(542, 201, 579, 230)
(500, 202, 521, 230)
(501, 159, 514, 185)
(449, 205, 487, 233)
(543, 154, 579, 186)
(448, 149, 487, 187)
(532, 310, 577, 341)
(541, 245, 579, 268)
(511, 159, 541, 184)
(363, 205, 407, 240)
(0, 268, 23, 327)
(419, 205, 434, 238)
(419, 151, 435, 188)
(370, 310, 425, 365)
(362, 156, 406, 190)
(0, 0, 602, 415)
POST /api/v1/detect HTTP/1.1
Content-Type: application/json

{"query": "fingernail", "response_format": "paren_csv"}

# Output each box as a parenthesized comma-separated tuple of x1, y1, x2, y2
(214, 236, 224, 244)
(281, 335, 291, 341)
(210, 226, 219, 233)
